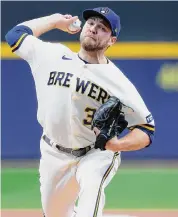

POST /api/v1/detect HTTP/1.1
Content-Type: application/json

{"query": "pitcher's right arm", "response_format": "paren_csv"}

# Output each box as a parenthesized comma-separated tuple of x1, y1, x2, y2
(5, 14, 80, 63)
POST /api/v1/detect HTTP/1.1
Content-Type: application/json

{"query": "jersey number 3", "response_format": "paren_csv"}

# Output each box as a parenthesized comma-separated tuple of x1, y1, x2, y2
(83, 107, 96, 126)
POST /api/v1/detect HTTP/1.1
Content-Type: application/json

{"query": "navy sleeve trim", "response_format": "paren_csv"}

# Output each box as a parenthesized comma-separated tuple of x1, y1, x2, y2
(11, 34, 28, 52)
(128, 124, 155, 132)
(5, 25, 33, 52)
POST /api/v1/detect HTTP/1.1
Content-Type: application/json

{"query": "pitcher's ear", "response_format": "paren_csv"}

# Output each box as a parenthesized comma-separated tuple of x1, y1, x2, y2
(108, 36, 117, 46)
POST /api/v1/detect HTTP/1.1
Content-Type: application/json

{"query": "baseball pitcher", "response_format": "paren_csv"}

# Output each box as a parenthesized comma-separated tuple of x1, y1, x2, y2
(5, 7, 155, 217)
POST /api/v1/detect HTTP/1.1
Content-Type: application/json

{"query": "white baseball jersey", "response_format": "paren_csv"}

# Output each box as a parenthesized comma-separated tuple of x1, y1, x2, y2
(14, 35, 155, 149)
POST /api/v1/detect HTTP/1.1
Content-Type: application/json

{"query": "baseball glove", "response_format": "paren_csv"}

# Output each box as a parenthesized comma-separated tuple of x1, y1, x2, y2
(91, 96, 128, 150)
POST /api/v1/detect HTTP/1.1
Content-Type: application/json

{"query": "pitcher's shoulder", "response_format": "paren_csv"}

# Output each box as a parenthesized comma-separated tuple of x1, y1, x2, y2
(108, 60, 124, 73)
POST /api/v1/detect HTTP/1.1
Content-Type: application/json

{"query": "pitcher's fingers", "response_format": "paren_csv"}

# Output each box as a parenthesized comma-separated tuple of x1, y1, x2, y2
(69, 16, 79, 23)
(68, 27, 81, 34)
(64, 14, 73, 19)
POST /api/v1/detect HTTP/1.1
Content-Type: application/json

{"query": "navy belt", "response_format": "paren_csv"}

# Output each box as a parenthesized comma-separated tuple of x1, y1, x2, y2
(43, 135, 92, 157)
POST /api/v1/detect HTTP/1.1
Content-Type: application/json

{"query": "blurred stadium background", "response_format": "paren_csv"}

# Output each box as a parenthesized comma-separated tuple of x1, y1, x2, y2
(1, 1, 178, 216)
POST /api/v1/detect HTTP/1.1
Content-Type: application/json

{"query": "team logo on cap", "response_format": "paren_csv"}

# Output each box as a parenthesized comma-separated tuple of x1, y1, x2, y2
(100, 8, 110, 14)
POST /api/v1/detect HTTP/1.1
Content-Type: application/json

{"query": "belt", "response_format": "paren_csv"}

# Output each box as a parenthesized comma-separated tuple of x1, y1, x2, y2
(43, 135, 92, 157)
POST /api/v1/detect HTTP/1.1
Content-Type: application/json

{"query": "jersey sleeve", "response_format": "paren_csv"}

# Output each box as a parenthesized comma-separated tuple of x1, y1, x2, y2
(5, 25, 52, 70)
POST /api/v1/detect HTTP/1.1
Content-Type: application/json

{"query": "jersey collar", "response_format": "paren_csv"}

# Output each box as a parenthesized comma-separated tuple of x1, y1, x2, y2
(77, 54, 109, 64)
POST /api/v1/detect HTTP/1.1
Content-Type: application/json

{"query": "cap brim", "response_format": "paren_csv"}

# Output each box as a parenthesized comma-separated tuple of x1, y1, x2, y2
(83, 10, 112, 30)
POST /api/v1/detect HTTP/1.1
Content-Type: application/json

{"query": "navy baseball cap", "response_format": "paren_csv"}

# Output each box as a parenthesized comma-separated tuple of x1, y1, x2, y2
(83, 7, 121, 37)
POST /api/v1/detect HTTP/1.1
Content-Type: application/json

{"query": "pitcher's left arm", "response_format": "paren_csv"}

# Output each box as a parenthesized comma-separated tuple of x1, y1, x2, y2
(105, 125, 154, 152)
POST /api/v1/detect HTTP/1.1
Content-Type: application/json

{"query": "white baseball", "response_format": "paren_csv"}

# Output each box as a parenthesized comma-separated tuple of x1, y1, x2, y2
(68, 19, 81, 32)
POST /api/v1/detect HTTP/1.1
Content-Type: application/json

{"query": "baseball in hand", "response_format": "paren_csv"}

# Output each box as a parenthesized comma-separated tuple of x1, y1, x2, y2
(68, 19, 81, 32)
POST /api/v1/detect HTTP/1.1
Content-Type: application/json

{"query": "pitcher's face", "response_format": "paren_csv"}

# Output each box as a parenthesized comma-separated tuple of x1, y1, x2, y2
(80, 17, 116, 52)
